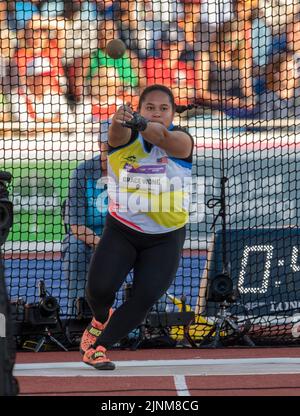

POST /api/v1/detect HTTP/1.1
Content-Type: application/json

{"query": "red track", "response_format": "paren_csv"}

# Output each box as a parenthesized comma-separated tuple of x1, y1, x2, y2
(16, 347, 300, 396)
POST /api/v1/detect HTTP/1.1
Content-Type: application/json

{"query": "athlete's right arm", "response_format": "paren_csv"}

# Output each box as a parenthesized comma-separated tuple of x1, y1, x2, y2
(108, 104, 134, 148)
(70, 224, 100, 249)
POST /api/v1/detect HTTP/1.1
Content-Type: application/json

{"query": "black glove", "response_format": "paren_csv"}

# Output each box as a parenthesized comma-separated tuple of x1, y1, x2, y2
(122, 112, 148, 131)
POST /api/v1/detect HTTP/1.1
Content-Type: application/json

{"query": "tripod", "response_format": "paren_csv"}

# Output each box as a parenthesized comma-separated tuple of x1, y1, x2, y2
(128, 312, 196, 350)
(120, 284, 195, 350)
(24, 280, 69, 352)
(199, 300, 255, 348)
(34, 326, 68, 352)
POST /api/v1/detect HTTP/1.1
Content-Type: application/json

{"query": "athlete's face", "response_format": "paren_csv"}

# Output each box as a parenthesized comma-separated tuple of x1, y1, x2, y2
(139, 90, 175, 128)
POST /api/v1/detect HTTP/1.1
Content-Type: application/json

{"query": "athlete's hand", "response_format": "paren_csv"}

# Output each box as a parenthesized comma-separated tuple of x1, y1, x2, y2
(112, 102, 134, 127)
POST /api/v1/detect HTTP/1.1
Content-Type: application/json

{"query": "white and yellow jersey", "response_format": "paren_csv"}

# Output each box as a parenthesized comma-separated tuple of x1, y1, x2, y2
(107, 125, 193, 234)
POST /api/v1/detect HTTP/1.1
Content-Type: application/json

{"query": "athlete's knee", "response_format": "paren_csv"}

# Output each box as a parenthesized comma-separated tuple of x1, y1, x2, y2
(86, 278, 115, 304)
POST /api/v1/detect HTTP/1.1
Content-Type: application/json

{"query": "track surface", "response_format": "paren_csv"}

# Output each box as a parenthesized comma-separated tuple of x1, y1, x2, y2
(15, 348, 300, 396)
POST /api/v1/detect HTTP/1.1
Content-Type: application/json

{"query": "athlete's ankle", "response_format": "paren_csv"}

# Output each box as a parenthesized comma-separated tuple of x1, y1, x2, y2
(92, 341, 109, 350)
(95, 308, 113, 326)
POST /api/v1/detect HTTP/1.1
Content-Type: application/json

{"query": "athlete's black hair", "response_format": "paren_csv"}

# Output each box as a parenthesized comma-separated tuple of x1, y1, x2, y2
(138, 84, 176, 112)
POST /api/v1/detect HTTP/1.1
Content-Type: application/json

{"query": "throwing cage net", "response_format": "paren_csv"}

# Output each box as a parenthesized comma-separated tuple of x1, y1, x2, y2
(1, 0, 300, 351)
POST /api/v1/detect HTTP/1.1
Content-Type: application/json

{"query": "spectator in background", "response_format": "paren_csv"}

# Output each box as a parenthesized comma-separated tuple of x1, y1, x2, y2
(7, 0, 40, 31)
(193, 0, 232, 54)
(89, 19, 145, 93)
(114, 0, 151, 59)
(255, 1, 300, 65)
(62, 132, 109, 317)
(251, 2, 273, 71)
(39, 0, 65, 17)
(286, 18, 300, 67)
(79, 18, 145, 122)
(257, 51, 300, 118)
(262, 0, 300, 46)
(0, 3, 17, 121)
(11, 16, 71, 123)
(88, 67, 141, 122)
(135, 0, 180, 22)
(88, 69, 124, 122)
(200, 0, 233, 26)
(115, 0, 172, 59)
(178, 0, 201, 61)
(40, 0, 99, 20)
(42, 0, 98, 104)
(62, 0, 98, 103)
(94, 0, 116, 20)
(151, 0, 183, 24)
(1, 1, 9, 27)
(194, 0, 256, 111)
(145, 23, 196, 106)
(0, 28, 16, 122)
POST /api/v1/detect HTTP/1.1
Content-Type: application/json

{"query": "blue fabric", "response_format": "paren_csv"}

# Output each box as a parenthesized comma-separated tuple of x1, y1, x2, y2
(270, 33, 287, 56)
(61, 234, 94, 316)
(14, 1, 39, 30)
(103, 4, 114, 19)
(65, 155, 108, 237)
(169, 157, 192, 169)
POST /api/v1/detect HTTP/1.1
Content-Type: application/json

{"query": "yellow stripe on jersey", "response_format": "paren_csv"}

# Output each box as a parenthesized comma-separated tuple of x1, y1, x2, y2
(108, 139, 148, 179)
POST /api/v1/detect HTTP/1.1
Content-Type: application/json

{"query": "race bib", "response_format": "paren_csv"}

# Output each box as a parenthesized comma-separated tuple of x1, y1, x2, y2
(120, 164, 168, 195)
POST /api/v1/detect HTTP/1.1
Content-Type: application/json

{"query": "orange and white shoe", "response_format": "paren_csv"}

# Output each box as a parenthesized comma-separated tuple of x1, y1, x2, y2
(83, 345, 115, 370)
(80, 308, 113, 355)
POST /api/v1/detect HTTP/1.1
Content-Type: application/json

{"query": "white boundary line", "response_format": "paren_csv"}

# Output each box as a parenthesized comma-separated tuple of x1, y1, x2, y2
(173, 375, 190, 396)
(15, 357, 300, 369)
(14, 357, 300, 379)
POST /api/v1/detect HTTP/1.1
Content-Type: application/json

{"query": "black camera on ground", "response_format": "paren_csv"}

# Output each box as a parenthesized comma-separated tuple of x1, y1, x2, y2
(206, 272, 239, 303)
(0, 171, 13, 246)
(24, 280, 59, 326)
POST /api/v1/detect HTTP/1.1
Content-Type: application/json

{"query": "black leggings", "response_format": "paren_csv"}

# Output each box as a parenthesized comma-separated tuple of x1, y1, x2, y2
(86, 214, 186, 349)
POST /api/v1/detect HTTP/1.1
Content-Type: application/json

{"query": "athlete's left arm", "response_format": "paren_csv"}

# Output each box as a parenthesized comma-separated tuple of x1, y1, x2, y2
(141, 122, 193, 158)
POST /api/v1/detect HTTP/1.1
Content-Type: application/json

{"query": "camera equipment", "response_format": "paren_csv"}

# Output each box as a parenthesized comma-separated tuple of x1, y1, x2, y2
(0, 171, 18, 395)
(0, 263, 19, 396)
(206, 272, 238, 303)
(122, 283, 196, 350)
(24, 280, 67, 352)
(0, 171, 13, 246)
(25, 280, 59, 326)
(122, 112, 148, 131)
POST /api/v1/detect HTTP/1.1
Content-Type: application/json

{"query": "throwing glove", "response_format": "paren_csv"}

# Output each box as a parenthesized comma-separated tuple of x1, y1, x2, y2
(122, 112, 148, 131)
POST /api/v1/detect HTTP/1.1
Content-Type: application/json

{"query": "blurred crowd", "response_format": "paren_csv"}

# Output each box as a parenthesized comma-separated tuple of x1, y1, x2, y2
(1, 0, 300, 124)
